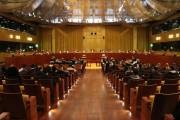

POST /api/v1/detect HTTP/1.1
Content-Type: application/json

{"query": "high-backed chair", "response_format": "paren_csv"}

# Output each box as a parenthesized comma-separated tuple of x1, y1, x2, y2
(5, 79, 19, 84)
(22, 79, 36, 85)
(20, 75, 31, 80)
(166, 75, 179, 79)
(3, 84, 22, 93)
(123, 79, 144, 104)
(147, 79, 161, 86)
(141, 93, 179, 120)
(56, 74, 69, 93)
(119, 76, 130, 96)
(130, 84, 157, 113)
(24, 84, 51, 112)
(53, 76, 64, 98)
(160, 84, 179, 94)
(38, 79, 59, 102)
(0, 93, 37, 120)
(164, 79, 179, 84)
(153, 75, 164, 80)
(142, 76, 150, 81)
(75, 64, 82, 73)
(53, 64, 59, 69)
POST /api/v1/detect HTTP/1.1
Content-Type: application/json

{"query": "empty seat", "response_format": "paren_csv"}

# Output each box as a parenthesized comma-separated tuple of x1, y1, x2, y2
(24, 84, 51, 112)
(130, 84, 157, 113)
(147, 79, 162, 86)
(141, 93, 179, 120)
(53, 76, 65, 98)
(0, 93, 37, 119)
(123, 79, 144, 104)
(38, 79, 59, 102)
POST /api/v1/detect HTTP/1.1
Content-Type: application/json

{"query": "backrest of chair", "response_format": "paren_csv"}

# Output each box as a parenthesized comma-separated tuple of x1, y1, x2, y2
(53, 64, 59, 69)
(56, 74, 66, 79)
(160, 84, 179, 94)
(75, 64, 81, 69)
(2, 93, 27, 119)
(137, 84, 157, 105)
(167, 75, 179, 79)
(144, 73, 150, 76)
(52, 76, 60, 83)
(24, 84, 43, 105)
(65, 64, 69, 69)
(129, 79, 144, 90)
(22, 79, 35, 84)
(0, 78, 2, 85)
(147, 79, 161, 86)
(20, 75, 31, 79)
(153, 75, 164, 80)
(34, 76, 39, 81)
(5, 79, 19, 84)
(44, 64, 49, 67)
(123, 76, 130, 83)
(142, 76, 150, 81)
(38, 79, 54, 95)
(165, 79, 179, 84)
(0, 75, 4, 80)
(3, 84, 21, 93)
(68, 70, 74, 74)
(151, 93, 179, 120)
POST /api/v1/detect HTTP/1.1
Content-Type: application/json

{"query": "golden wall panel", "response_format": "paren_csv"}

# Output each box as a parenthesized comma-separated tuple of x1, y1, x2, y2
(105, 26, 133, 52)
(41, 28, 52, 51)
(83, 26, 105, 52)
(55, 26, 83, 52)
(137, 27, 149, 51)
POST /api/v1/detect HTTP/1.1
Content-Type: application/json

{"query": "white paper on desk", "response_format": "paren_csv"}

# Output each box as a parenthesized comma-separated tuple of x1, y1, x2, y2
(102, 54, 105, 56)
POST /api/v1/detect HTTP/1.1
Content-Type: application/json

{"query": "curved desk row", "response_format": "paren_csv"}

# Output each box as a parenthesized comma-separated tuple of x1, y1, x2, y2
(4, 52, 180, 68)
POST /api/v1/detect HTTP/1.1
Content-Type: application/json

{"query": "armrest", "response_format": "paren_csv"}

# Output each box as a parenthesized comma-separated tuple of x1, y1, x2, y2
(53, 83, 59, 103)
(142, 97, 151, 104)
(43, 88, 50, 112)
(130, 88, 137, 113)
(26, 96, 36, 104)
(141, 97, 152, 120)
(25, 96, 37, 120)
(164, 114, 175, 120)
(123, 82, 128, 87)
(130, 88, 136, 94)
(0, 112, 10, 120)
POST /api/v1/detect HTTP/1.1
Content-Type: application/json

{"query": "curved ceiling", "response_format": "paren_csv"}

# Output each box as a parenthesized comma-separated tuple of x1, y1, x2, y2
(0, 0, 179, 26)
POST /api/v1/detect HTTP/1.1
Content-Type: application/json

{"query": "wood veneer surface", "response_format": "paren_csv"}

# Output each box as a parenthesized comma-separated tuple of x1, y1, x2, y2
(40, 69, 140, 120)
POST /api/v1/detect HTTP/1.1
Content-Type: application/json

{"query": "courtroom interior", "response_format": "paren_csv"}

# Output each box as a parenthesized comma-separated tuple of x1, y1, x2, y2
(0, 0, 180, 120)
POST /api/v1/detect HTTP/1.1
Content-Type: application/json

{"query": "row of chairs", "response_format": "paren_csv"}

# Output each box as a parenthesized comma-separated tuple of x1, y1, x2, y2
(107, 70, 180, 120)
(0, 68, 80, 119)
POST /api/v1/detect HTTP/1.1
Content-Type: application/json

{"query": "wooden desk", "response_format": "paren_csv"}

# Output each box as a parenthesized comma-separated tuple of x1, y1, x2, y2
(4, 52, 180, 68)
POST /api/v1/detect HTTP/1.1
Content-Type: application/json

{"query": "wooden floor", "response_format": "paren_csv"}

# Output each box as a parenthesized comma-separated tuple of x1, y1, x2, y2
(40, 69, 141, 120)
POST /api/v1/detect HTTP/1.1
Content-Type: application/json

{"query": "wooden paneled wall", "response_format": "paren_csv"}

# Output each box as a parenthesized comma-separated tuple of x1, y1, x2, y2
(41, 28, 52, 51)
(137, 27, 149, 52)
(83, 26, 105, 52)
(105, 26, 133, 52)
(55, 26, 83, 52)
(41, 25, 148, 52)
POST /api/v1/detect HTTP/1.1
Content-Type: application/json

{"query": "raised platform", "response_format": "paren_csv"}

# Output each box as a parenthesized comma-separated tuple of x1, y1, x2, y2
(4, 52, 180, 67)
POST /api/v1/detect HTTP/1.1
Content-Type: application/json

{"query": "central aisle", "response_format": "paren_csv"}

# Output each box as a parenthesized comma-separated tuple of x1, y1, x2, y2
(40, 69, 140, 120)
